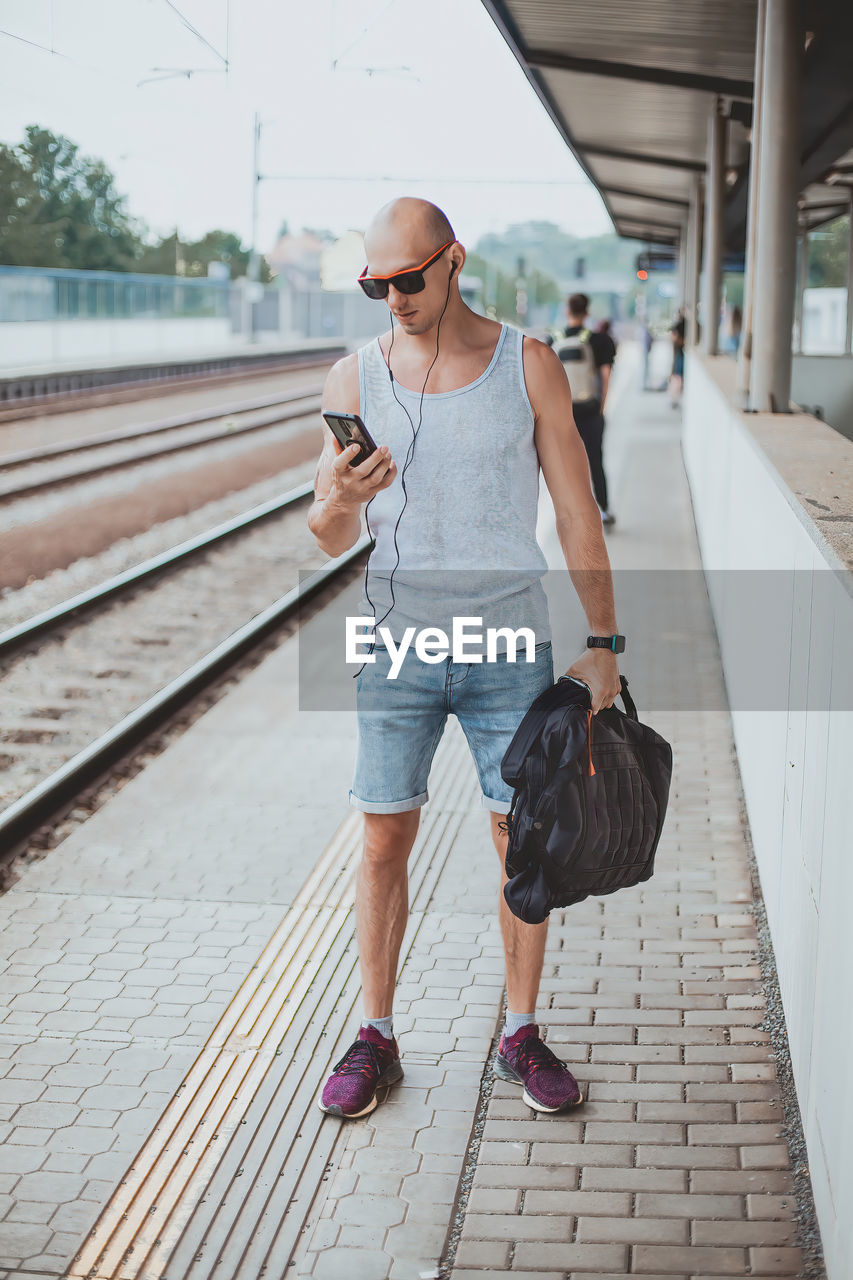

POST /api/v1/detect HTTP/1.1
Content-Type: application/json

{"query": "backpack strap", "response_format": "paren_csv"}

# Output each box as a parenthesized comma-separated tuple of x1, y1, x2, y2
(619, 676, 638, 720)
(560, 673, 638, 720)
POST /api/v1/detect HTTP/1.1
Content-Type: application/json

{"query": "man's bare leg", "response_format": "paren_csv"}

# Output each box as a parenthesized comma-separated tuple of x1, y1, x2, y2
(356, 809, 421, 1018)
(489, 811, 548, 1012)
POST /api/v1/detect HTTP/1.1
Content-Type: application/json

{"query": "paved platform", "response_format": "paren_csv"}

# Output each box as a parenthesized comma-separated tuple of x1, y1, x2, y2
(0, 350, 813, 1279)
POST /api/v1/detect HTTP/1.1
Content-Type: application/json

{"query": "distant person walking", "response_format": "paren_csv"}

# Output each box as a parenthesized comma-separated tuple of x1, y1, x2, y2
(640, 321, 654, 390)
(551, 293, 616, 527)
(669, 307, 686, 407)
(725, 305, 743, 354)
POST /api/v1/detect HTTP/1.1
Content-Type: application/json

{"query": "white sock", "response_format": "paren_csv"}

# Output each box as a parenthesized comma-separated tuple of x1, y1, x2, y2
(503, 1010, 536, 1040)
(362, 1015, 393, 1040)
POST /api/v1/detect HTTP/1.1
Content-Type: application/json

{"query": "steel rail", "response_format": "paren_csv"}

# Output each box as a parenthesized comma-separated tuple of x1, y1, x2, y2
(0, 479, 315, 659)
(0, 537, 370, 859)
(0, 397, 322, 504)
(0, 346, 343, 421)
(0, 384, 324, 471)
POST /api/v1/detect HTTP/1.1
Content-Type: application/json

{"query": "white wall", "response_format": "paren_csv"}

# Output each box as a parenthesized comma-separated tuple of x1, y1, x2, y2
(0, 316, 232, 370)
(682, 355, 853, 1280)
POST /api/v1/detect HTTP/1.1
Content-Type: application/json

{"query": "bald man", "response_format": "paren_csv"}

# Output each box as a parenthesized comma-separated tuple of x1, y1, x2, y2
(308, 198, 622, 1119)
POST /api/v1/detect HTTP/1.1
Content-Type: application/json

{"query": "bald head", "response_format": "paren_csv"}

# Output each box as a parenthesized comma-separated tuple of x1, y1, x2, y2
(364, 197, 455, 266)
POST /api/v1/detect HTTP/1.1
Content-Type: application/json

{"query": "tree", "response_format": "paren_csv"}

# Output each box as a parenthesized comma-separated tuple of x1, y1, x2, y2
(808, 214, 849, 288)
(0, 144, 66, 265)
(136, 229, 272, 282)
(0, 126, 272, 281)
(0, 125, 144, 269)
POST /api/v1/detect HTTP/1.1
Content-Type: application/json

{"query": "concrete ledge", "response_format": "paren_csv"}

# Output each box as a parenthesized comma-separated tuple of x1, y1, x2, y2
(693, 355, 853, 574)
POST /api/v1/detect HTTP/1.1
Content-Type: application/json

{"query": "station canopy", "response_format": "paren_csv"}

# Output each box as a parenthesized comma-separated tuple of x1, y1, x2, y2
(481, 0, 853, 250)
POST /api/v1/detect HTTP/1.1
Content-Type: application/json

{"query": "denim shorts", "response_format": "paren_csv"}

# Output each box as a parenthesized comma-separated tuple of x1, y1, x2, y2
(349, 640, 554, 815)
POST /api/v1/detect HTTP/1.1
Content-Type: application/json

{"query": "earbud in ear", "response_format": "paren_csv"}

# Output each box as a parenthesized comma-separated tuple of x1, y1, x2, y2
(449, 261, 457, 276)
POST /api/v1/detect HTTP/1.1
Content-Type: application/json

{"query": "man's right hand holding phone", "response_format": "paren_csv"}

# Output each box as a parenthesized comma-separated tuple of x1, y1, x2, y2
(330, 439, 396, 508)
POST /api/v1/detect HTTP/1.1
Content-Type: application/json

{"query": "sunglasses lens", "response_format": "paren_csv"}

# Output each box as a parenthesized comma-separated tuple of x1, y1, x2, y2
(394, 271, 426, 295)
(359, 277, 388, 300)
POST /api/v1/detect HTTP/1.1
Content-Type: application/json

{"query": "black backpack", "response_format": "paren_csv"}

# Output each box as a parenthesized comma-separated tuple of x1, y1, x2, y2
(500, 675, 672, 924)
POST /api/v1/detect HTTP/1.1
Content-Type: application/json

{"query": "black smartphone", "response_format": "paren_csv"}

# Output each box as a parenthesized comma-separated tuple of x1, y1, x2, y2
(323, 411, 379, 467)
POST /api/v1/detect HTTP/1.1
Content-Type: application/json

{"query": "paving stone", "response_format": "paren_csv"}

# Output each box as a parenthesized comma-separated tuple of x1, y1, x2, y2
(472, 1165, 579, 1191)
(0, 1220, 52, 1259)
(749, 1245, 803, 1273)
(462, 1213, 574, 1241)
(581, 1167, 688, 1193)
(531, 1142, 633, 1167)
(740, 1145, 791, 1169)
(351, 1146, 421, 1177)
(636, 1145, 738, 1169)
(399, 1171, 459, 1203)
(632, 1244, 746, 1273)
(745, 1193, 795, 1219)
(479, 1119, 583, 1143)
(524, 1188, 632, 1216)
(454, 1240, 511, 1269)
(512, 1242, 629, 1270)
(0, 1146, 45, 1175)
(312, 1249, 390, 1279)
(332, 1192, 406, 1227)
(577, 1215, 689, 1244)
(635, 1192, 744, 1218)
(691, 1170, 793, 1195)
(466, 1187, 522, 1214)
(333, 1223, 387, 1250)
(383, 1219, 448, 1258)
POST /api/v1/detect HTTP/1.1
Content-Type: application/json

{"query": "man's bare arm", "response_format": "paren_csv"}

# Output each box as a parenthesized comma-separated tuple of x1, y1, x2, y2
(307, 354, 396, 558)
(524, 337, 621, 711)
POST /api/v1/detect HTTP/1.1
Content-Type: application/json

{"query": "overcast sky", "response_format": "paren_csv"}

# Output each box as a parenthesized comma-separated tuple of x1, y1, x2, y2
(0, 0, 611, 253)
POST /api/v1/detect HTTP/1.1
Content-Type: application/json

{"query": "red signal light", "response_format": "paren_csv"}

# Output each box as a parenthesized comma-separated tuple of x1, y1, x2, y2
(637, 269, 648, 280)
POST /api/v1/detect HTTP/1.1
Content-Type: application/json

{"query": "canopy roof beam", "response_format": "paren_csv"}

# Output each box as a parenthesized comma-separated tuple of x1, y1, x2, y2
(528, 49, 753, 98)
(577, 143, 706, 173)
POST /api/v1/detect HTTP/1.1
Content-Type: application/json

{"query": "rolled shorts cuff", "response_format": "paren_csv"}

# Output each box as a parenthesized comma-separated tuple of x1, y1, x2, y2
(481, 794, 512, 815)
(348, 788, 428, 814)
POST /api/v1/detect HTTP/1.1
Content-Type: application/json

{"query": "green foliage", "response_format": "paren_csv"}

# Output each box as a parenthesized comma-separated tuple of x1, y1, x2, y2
(465, 249, 561, 321)
(0, 125, 142, 269)
(474, 220, 638, 282)
(136, 229, 272, 282)
(0, 125, 267, 280)
(807, 215, 849, 289)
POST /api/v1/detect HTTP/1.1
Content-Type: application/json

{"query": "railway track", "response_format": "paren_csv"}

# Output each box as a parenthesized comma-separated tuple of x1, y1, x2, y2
(0, 388, 323, 504)
(0, 344, 343, 422)
(0, 482, 369, 862)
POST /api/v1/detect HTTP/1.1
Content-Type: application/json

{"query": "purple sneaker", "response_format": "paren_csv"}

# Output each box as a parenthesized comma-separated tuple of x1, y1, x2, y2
(495, 1023, 583, 1113)
(318, 1025, 403, 1118)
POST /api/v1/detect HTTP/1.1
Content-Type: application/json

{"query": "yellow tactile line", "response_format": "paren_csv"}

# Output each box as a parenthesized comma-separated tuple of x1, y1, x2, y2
(68, 727, 476, 1279)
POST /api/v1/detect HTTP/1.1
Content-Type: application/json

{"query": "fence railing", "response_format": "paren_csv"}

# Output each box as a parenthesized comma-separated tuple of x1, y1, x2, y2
(0, 265, 231, 324)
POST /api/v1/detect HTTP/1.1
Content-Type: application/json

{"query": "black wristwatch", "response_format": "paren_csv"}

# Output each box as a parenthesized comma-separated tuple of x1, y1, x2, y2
(587, 634, 626, 654)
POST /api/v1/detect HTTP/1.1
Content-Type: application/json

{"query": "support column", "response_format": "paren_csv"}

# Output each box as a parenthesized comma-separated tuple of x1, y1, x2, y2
(677, 217, 688, 307)
(738, 0, 767, 401)
(845, 190, 853, 355)
(793, 217, 808, 353)
(686, 175, 703, 347)
(701, 99, 727, 355)
(750, 0, 803, 412)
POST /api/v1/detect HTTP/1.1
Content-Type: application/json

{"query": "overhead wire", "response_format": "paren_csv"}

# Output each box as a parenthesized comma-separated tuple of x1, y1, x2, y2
(160, 0, 229, 68)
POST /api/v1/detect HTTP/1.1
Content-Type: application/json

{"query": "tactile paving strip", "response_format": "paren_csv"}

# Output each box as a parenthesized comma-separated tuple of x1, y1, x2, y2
(67, 726, 477, 1279)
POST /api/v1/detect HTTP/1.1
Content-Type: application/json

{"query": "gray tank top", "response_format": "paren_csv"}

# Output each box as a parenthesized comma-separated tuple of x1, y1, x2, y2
(356, 322, 551, 648)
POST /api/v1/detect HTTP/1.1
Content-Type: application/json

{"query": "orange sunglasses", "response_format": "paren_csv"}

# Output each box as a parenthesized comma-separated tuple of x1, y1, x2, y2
(358, 241, 454, 300)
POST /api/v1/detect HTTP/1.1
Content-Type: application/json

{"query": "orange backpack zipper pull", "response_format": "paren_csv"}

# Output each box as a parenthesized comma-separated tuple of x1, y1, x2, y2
(587, 708, 596, 776)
